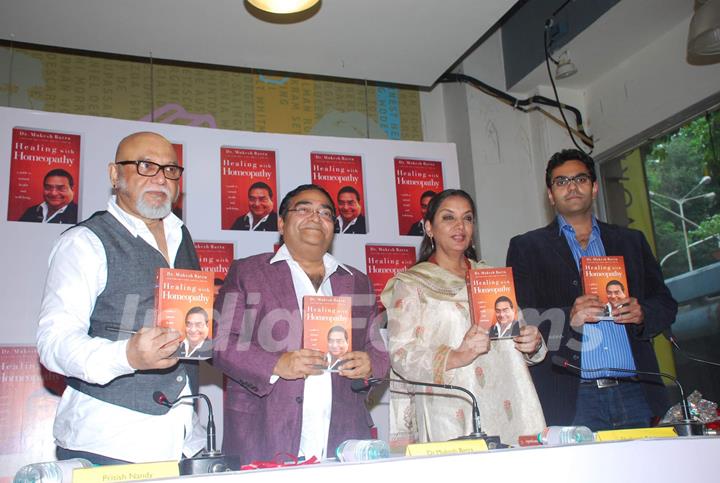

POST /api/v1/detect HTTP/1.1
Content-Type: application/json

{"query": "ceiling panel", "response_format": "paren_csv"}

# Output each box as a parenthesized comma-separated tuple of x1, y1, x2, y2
(0, 0, 518, 87)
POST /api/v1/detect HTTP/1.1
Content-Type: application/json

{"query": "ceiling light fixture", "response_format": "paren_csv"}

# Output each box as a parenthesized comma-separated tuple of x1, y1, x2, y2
(248, 0, 320, 14)
(543, 0, 591, 156)
(688, 0, 720, 56)
(554, 51, 578, 79)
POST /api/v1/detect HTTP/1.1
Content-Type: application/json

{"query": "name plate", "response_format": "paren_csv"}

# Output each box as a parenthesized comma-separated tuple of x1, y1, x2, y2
(405, 439, 489, 456)
(73, 461, 179, 483)
(595, 427, 677, 442)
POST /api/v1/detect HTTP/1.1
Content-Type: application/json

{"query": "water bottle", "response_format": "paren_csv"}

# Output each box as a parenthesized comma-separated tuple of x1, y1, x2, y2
(538, 426, 595, 446)
(14, 458, 93, 483)
(336, 439, 390, 462)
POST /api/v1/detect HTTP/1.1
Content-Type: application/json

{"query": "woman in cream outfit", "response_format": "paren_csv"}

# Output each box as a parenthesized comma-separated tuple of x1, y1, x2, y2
(381, 189, 546, 448)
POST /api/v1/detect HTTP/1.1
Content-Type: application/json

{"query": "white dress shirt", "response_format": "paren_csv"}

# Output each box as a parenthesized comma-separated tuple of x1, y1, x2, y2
(269, 244, 352, 460)
(36, 197, 200, 462)
(246, 212, 270, 231)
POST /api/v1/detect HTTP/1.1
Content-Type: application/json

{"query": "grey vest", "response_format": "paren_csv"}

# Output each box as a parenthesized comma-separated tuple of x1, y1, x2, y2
(66, 211, 200, 415)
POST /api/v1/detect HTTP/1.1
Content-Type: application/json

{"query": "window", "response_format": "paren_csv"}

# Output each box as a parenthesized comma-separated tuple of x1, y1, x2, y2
(605, 109, 720, 280)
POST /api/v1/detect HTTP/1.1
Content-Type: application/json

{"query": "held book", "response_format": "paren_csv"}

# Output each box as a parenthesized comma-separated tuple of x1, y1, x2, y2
(466, 267, 521, 340)
(580, 256, 629, 320)
(155, 268, 215, 360)
(303, 295, 352, 371)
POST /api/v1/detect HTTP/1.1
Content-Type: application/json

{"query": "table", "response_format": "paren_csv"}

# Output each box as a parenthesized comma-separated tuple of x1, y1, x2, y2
(162, 436, 719, 483)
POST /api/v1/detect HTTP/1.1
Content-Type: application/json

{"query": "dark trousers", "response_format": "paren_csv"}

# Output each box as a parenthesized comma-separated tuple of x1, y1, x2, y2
(57, 446, 130, 466)
(572, 380, 653, 431)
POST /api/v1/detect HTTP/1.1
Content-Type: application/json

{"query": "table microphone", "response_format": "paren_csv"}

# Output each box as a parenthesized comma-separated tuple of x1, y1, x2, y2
(663, 328, 720, 367)
(351, 372, 504, 448)
(550, 355, 704, 436)
(153, 391, 240, 473)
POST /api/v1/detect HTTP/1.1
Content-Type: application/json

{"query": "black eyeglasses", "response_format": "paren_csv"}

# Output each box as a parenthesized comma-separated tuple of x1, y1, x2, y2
(115, 160, 184, 180)
(552, 173, 592, 188)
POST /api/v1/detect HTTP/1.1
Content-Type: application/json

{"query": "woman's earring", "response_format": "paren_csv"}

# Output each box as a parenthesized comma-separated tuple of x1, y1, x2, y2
(430, 236, 435, 251)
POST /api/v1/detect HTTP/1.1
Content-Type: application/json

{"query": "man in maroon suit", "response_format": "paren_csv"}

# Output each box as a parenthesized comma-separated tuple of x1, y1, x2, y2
(214, 184, 389, 464)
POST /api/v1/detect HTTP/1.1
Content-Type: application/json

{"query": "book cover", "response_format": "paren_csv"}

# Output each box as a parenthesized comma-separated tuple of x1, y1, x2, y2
(171, 143, 184, 221)
(0, 346, 65, 481)
(194, 241, 234, 297)
(155, 268, 215, 359)
(7, 127, 81, 224)
(365, 245, 417, 311)
(393, 157, 443, 236)
(310, 152, 367, 234)
(303, 295, 352, 371)
(581, 256, 629, 319)
(220, 147, 278, 231)
(466, 267, 521, 339)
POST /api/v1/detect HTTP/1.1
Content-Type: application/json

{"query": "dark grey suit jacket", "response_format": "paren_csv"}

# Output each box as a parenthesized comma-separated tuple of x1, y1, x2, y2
(506, 219, 677, 425)
(213, 252, 389, 463)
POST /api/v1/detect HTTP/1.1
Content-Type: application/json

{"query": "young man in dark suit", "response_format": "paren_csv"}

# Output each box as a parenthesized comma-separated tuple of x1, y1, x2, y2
(506, 149, 677, 431)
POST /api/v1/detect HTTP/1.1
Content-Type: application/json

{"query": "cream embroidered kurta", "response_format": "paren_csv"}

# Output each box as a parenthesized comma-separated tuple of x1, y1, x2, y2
(381, 261, 546, 448)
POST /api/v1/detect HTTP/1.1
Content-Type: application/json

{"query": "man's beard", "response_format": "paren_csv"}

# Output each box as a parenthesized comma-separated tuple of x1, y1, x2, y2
(117, 175, 176, 219)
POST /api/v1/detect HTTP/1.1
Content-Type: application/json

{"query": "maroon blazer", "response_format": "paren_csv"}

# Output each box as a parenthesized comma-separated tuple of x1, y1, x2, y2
(213, 252, 389, 464)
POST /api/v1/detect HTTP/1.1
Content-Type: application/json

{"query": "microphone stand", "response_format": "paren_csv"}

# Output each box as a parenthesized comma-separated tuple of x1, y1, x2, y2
(664, 329, 720, 367)
(552, 356, 705, 437)
(389, 370, 505, 448)
(153, 391, 241, 473)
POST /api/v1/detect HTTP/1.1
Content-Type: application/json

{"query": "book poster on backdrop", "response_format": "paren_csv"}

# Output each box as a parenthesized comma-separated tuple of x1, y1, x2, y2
(310, 152, 367, 235)
(155, 269, 215, 360)
(220, 147, 278, 232)
(0, 347, 65, 480)
(171, 143, 184, 221)
(302, 296, 352, 372)
(581, 256, 629, 320)
(365, 245, 417, 311)
(466, 267, 521, 339)
(394, 158, 443, 236)
(194, 241, 235, 296)
(7, 127, 81, 225)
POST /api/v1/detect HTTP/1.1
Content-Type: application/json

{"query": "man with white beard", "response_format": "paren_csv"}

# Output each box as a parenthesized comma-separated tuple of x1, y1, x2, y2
(36, 132, 204, 465)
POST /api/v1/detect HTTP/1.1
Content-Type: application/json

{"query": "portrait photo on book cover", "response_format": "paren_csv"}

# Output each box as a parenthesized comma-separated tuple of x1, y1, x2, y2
(487, 295, 523, 340)
(16, 168, 78, 224)
(326, 325, 350, 371)
(177, 306, 213, 360)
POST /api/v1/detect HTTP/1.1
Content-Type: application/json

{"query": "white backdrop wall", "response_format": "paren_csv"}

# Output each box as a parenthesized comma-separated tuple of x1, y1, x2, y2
(0, 106, 460, 449)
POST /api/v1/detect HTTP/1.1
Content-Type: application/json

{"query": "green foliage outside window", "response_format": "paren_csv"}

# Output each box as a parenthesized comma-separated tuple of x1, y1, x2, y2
(644, 110, 720, 278)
